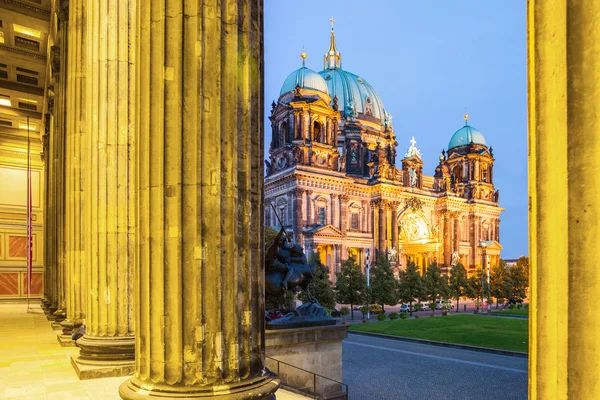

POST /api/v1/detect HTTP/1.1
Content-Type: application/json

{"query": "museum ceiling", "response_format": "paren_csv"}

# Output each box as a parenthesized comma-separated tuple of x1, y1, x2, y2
(0, 0, 50, 155)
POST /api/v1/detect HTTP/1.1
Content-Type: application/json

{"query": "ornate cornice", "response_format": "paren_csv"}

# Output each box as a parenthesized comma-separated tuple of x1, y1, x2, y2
(0, 0, 50, 21)
(0, 44, 46, 61)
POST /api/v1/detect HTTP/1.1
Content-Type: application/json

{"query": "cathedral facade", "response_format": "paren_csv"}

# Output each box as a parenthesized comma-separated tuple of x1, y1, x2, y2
(264, 25, 503, 281)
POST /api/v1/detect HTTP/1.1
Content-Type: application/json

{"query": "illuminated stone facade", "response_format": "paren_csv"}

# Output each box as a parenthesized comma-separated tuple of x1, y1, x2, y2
(265, 29, 503, 280)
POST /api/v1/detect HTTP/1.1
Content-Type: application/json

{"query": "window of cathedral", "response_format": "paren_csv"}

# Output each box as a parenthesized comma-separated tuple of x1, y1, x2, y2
(317, 207, 326, 225)
(280, 122, 287, 146)
(279, 206, 286, 225)
(313, 121, 323, 143)
(482, 166, 488, 182)
(351, 213, 359, 231)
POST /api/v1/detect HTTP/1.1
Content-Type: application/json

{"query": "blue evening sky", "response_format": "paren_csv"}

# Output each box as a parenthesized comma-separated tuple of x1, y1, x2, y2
(264, 1, 527, 259)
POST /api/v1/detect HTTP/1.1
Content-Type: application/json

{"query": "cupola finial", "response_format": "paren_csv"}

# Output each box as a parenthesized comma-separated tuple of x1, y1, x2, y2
(324, 17, 342, 70)
(301, 47, 307, 67)
(464, 107, 469, 125)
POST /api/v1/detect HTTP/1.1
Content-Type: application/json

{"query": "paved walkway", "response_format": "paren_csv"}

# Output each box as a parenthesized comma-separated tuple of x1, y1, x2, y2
(0, 302, 306, 399)
(343, 333, 527, 400)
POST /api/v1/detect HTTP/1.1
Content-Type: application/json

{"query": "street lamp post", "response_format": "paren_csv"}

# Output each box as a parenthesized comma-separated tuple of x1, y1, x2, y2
(479, 241, 487, 313)
(366, 249, 370, 320)
(487, 254, 491, 312)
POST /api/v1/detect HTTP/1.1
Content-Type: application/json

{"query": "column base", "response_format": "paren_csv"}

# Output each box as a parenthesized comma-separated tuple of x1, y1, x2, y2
(53, 308, 66, 322)
(72, 336, 136, 379)
(71, 355, 135, 380)
(51, 321, 64, 331)
(60, 319, 75, 335)
(119, 374, 280, 399)
(57, 333, 76, 347)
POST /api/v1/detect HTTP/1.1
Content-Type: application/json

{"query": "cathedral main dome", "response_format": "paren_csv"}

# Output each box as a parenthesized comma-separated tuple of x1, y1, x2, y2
(280, 66, 330, 96)
(318, 68, 386, 122)
(448, 121, 487, 150)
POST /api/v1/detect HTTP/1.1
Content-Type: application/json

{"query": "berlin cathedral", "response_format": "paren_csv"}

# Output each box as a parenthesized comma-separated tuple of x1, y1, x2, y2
(264, 25, 503, 279)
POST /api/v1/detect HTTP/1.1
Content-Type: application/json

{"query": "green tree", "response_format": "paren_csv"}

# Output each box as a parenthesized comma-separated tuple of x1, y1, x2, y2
(467, 266, 490, 311)
(369, 256, 399, 311)
(508, 263, 528, 304)
(449, 263, 469, 312)
(300, 252, 336, 309)
(264, 226, 279, 251)
(490, 260, 511, 307)
(422, 263, 450, 314)
(397, 261, 426, 315)
(335, 257, 367, 320)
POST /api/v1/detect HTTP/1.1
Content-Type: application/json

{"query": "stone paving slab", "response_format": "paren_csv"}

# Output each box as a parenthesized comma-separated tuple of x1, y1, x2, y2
(0, 302, 309, 399)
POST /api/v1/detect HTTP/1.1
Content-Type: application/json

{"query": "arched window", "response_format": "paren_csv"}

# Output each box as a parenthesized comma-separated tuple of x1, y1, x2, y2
(313, 121, 322, 143)
(452, 166, 462, 185)
(482, 165, 488, 183)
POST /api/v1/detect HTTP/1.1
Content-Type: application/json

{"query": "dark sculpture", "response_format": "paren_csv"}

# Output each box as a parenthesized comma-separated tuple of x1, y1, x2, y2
(265, 207, 335, 329)
(265, 227, 316, 306)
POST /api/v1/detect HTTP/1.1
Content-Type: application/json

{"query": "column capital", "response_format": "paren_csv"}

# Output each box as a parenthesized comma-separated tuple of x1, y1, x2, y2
(294, 188, 305, 197)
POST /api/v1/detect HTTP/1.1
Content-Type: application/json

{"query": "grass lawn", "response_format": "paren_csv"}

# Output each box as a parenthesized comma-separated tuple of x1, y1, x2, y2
(349, 314, 528, 352)
(490, 309, 529, 316)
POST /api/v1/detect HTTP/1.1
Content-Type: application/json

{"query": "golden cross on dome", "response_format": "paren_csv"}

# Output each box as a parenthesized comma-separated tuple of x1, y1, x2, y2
(329, 16, 336, 32)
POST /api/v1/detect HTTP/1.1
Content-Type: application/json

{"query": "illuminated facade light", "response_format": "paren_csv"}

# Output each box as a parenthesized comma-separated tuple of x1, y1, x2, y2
(0, 96, 11, 107)
(13, 24, 41, 38)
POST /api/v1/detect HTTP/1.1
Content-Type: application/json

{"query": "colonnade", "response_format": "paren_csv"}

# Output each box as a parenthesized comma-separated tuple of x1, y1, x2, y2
(41, 0, 278, 398)
(37, 0, 600, 398)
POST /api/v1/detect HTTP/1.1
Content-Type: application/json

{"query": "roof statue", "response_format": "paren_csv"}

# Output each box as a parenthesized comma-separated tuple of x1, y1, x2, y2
(405, 136, 423, 159)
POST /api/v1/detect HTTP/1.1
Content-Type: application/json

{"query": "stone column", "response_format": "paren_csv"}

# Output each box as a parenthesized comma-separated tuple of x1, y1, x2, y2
(362, 200, 368, 232)
(60, 0, 87, 340)
(340, 195, 349, 232)
(303, 110, 310, 139)
(529, 2, 600, 398)
(120, 1, 279, 398)
(294, 188, 304, 245)
(391, 203, 398, 256)
(330, 193, 338, 226)
(378, 200, 387, 256)
(305, 189, 313, 226)
(71, 0, 136, 377)
(53, 5, 70, 322)
(332, 244, 339, 283)
(443, 214, 451, 267)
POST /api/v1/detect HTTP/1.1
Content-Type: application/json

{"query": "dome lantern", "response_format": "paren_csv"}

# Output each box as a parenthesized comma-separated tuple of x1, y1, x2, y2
(324, 17, 342, 70)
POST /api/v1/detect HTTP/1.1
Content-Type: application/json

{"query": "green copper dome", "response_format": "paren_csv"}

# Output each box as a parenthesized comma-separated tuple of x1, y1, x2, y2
(448, 124, 487, 150)
(318, 68, 386, 122)
(280, 67, 329, 96)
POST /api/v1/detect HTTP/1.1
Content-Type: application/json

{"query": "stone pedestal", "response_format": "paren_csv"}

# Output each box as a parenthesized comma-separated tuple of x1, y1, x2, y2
(71, 336, 135, 379)
(265, 325, 348, 399)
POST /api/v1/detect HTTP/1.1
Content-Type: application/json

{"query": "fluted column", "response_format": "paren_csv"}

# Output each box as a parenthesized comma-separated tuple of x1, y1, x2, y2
(330, 193, 338, 226)
(340, 194, 348, 232)
(119, 1, 278, 397)
(378, 200, 387, 255)
(528, 1, 600, 398)
(391, 203, 398, 256)
(306, 189, 313, 226)
(294, 188, 304, 245)
(54, 6, 69, 322)
(73, 0, 136, 375)
(60, 0, 87, 338)
(443, 214, 451, 267)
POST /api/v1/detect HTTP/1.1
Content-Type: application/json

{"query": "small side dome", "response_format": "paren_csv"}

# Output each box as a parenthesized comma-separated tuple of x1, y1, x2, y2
(280, 67, 330, 96)
(448, 124, 487, 150)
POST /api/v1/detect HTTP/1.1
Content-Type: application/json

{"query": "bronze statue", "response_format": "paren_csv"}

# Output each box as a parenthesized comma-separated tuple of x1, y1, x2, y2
(265, 226, 317, 306)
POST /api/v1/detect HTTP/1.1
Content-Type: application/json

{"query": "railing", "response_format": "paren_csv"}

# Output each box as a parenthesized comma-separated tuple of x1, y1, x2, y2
(265, 356, 348, 400)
